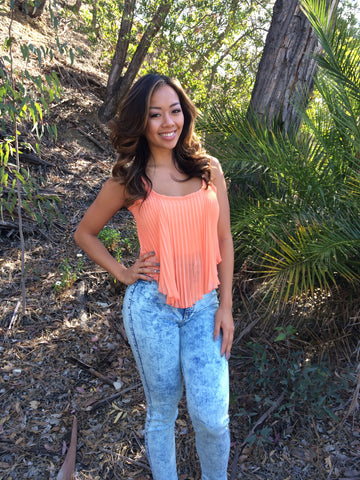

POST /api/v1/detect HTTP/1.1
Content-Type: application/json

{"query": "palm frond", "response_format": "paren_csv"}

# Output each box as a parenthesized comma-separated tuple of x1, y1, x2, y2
(302, 0, 360, 103)
(198, 0, 360, 309)
(259, 212, 360, 304)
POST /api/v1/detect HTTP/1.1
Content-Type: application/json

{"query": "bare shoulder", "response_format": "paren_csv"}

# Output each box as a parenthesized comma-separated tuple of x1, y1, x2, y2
(84, 177, 127, 225)
(98, 177, 127, 204)
(102, 176, 126, 193)
(209, 157, 225, 184)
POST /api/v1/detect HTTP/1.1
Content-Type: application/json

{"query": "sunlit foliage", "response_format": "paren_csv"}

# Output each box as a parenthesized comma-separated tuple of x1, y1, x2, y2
(199, 0, 360, 307)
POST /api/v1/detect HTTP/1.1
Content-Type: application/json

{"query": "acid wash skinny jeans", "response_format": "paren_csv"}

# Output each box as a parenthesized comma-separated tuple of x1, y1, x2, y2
(122, 280, 230, 480)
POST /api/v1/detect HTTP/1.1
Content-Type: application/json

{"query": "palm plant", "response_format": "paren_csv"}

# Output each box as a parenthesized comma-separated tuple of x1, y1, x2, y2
(198, 0, 360, 307)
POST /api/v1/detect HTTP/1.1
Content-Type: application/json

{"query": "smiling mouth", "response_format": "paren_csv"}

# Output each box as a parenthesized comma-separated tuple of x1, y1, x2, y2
(159, 131, 176, 137)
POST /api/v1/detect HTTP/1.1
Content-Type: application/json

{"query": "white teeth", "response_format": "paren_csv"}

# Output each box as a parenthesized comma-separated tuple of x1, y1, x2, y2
(160, 132, 175, 137)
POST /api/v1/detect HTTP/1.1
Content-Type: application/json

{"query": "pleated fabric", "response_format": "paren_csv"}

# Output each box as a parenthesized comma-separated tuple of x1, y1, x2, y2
(128, 183, 221, 308)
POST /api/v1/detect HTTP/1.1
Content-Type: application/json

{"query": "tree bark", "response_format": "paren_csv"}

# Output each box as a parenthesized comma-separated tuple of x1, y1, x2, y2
(98, 0, 174, 124)
(247, 0, 338, 134)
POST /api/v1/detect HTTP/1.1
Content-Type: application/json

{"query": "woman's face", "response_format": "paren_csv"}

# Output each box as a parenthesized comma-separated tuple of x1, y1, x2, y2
(144, 85, 184, 154)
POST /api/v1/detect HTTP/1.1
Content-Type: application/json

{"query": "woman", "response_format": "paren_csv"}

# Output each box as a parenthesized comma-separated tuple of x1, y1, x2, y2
(74, 73, 234, 480)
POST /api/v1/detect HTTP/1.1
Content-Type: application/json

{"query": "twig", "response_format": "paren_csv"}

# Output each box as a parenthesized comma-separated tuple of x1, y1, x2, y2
(9, 7, 26, 314)
(234, 292, 263, 344)
(75, 280, 87, 323)
(98, 447, 151, 471)
(60, 167, 98, 193)
(116, 453, 151, 471)
(68, 355, 116, 387)
(326, 461, 335, 480)
(77, 127, 107, 151)
(229, 394, 285, 478)
(17, 152, 55, 167)
(132, 427, 146, 455)
(87, 382, 142, 411)
(4, 300, 21, 342)
(230, 443, 240, 480)
(341, 363, 360, 425)
(242, 391, 285, 447)
(0, 439, 60, 457)
(234, 314, 262, 344)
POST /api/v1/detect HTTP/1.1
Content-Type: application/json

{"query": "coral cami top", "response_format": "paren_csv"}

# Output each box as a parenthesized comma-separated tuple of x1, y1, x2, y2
(128, 181, 221, 308)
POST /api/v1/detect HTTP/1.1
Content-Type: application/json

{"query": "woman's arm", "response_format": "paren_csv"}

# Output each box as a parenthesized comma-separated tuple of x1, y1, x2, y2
(74, 178, 157, 285)
(211, 158, 235, 360)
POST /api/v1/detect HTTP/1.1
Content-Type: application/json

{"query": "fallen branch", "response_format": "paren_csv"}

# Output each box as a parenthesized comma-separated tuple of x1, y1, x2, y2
(17, 152, 55, 167)
(0, 216, 36, 232)
(68, 356, 117, 387)
(2, 185, 62, 198)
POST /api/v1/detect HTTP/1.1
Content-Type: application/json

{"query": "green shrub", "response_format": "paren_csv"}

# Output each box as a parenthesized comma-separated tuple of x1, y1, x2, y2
(235, 336, 350, 449)
(53, 256, 84, 293)
(98, 226, 138, 262)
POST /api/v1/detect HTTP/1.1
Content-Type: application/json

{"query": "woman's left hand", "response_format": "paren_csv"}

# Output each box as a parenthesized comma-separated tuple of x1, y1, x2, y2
(213, 306, 234, 360)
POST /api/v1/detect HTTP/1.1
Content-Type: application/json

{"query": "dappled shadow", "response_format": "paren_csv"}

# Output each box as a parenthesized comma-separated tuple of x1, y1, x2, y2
(1, 7, 360, 480)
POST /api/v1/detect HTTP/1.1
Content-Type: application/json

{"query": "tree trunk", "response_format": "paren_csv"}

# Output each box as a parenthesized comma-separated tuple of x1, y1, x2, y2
(247, 0, 338, 134)
(98, 0, 174, 124)
(73, 0, 82, 13)
(15, 0, 47, 18)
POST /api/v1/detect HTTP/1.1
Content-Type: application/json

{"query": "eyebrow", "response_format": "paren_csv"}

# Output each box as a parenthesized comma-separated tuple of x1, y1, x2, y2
(149, 102, 181, 110)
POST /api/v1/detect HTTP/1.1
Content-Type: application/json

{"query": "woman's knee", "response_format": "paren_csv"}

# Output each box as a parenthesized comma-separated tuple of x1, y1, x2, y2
(190, 410, 229, 437)
(146, 380, 183, 424)
(146, 402, 180, 432)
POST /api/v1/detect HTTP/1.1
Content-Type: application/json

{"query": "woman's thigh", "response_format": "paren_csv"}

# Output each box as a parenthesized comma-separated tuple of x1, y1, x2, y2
(180, 290, 229, 425)
(122, 280, 184, 402)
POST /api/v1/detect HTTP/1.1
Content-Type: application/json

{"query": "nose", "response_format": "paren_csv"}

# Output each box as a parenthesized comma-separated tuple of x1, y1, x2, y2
(162, 113, 175, 126)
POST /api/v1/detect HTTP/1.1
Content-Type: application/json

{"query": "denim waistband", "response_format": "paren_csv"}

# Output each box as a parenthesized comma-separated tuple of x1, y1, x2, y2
(125, 279, 218, 318)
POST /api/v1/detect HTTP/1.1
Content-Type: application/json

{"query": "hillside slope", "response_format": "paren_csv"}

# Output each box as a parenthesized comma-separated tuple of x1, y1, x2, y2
(0, 5, 359, 480)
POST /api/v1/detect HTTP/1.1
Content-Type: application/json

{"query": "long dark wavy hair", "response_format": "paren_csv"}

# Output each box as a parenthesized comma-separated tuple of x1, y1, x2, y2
(110, 73, 212, 206)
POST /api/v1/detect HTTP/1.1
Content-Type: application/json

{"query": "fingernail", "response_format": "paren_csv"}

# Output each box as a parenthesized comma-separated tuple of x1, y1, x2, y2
(214, 335, 219, 341)
(226, 353, 231, 360)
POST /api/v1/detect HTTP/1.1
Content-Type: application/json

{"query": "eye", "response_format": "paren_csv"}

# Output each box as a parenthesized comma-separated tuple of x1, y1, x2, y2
(150, 113, 160, 118)
(172, 108, 182, 114)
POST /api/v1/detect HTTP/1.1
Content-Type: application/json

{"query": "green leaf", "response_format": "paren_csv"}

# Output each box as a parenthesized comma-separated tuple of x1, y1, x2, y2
(20, 44, 30, 63)
(274, 332, 287, 342)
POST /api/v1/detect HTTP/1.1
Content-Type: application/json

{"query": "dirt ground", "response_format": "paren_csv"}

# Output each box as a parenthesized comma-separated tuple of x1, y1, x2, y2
(1, 5, 360, 480)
